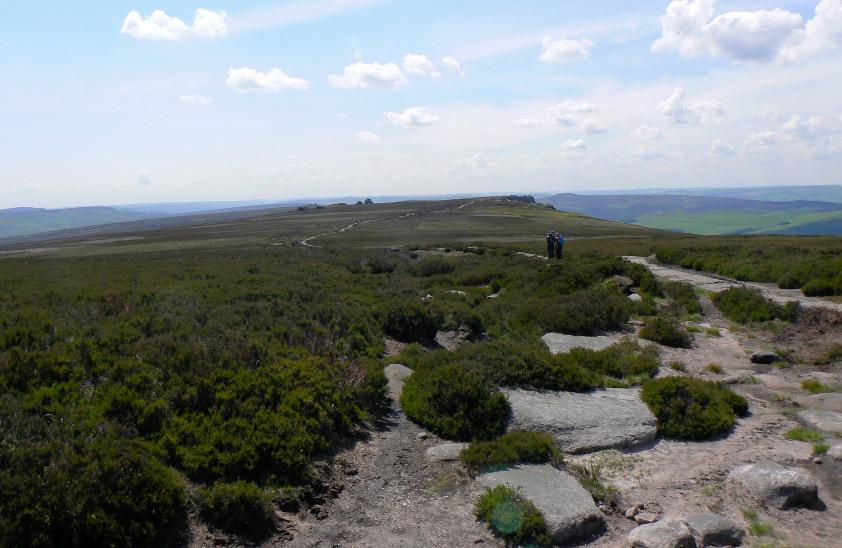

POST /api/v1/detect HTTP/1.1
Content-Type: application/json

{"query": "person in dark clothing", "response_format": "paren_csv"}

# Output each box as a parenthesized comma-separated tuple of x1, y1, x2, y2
(554, 232, 564, 259)
(546, 232, 555, 259)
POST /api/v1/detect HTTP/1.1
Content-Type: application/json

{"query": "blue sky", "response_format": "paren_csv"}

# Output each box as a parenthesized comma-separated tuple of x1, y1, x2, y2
(2, 0, 841, 208)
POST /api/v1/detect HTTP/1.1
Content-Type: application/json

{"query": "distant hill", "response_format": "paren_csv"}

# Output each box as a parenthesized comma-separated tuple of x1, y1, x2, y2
(538, 193, 842, 235)
(659, 185, 842, 204)
(0, 206, 166, 239)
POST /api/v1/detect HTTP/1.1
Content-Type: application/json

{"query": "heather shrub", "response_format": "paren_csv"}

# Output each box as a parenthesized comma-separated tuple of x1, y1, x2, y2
(639, 317, 692, 348)
(198, 481, 275, 540)
(475, 485, 552, 547)
(711, 287, 795, 324)
(377, 297, 443, 341)
(460, 431, 557, 474)
(641, 377, 748, 440)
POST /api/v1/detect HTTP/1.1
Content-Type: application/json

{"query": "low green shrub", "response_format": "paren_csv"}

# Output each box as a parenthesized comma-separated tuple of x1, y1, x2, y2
(641, 377, 748, 440)
(802, 278, 838, 297)
(400, 363, 510, 441)
(711, 287, 795, 324)
(662, 281, 702, 314)
(639, 317, 692, 348)
(198, 481, 275, 540)
(813, 344, 842, 366)
(475, 485, 552, 547)
(377, 298, 443, 341)
(528, 288, 629, 336)
(459, 431, 556, 474)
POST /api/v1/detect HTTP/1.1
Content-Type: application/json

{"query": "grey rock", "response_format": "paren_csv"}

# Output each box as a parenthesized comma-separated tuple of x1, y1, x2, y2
(726, 463, 819, 509)
(416, 431, 429, 440)
(445, 289, 467, 296)
(628, 519, 695, 548)
(826, 444, 842, 460)
(476, 464, 604, 544)
(540, 333, 620, 355)
(629, 293, 643, 302)
(795, 392, 842, 413)
(384, 364, 413, 401)
(721, 370, 757, 385)
(635, 511, 658, 525)
(504, 387, 657, 453)
(683, 514, 745, 547)
(797, 409, 842, 434)
(425, 443, 467, 462)
(750, 350, 778, 364)
(626, 506, 641, 519)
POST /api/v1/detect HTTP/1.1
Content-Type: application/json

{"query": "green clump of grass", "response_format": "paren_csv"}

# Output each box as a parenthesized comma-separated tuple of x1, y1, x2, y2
(197, 481, 276, 540)
(460, 431, 558, 474)
(802, 378, 836, 394)
(568, 460, 621, 506)
(814, 343, 842, 366)
(711, 287, 796, 324)
(707, 363, 724, 374)
(706, 327, 721, 337)
(400, 362, 510, 441)
(475, 485, 552, 547)
(669, 361, 687, 372)
(639, 316, 692, 348)
(785, 426, 824, 443)
(814, 443, 831, 454)
(641, 377, 748, 440)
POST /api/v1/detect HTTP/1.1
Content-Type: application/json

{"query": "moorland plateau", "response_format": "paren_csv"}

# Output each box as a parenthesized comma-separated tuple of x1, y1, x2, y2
(1, 197, 840, 547)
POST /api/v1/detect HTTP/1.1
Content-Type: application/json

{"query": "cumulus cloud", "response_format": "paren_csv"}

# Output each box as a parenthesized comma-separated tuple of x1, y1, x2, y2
(179, 94, 212, 105)
(748, 131, 780, 145)
(657, 87, 725, 124)
(710, 139, 737, 157)
(136, 169, 152, 186)
(442, 56, 465, 76)
(630, 125, 662, 140)
(539, 36, 594, 62)
(546, 100, 597, 126)
(633, 145, 664, 160)
(402, 54, 440, 76)
(121, 8, 228, 40)
(653, 0, 842, 62)
(458, 153, 489, 169)
(356, 131, 380, 143)
(226, 67, 309, 93)
(384, 108, 441, 127)
(782, 114, 835, 138)
(518, 118, 542, 127)
(329, 62, 409, 90)
(580, 118, 608, 134)
(562, 139, 587, 150)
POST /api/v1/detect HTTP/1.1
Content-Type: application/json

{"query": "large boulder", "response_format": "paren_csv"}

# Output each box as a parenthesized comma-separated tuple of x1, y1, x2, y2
(628, 519, 695, 548)
(425, 443, 467, 462)
(540, 333, 620, 355)
(682, 514, 745, 547)
(797, 410, 842, 434)
(504, 388, 657, 453)
(476, 464, 604, 544)
(726, 463, 819, 509)
(384, 364, 413, 401)
(749, 351, 778, 364)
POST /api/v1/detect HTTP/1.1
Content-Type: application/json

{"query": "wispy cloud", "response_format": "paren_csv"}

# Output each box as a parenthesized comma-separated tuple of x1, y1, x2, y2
(329, 62, 408, 90)
(179, 94, 213, 105)
(539, 36, 594, 62)
(226, 67, 309, 93)
(384, 108, 441, 127)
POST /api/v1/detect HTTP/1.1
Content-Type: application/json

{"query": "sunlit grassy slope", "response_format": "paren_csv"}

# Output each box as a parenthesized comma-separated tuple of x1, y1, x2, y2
(0, 197, 669, 259)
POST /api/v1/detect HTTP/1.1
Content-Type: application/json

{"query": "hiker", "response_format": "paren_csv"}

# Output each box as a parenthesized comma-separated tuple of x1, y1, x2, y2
(554, 232, 564, 259)
(546, 232, 555, 259)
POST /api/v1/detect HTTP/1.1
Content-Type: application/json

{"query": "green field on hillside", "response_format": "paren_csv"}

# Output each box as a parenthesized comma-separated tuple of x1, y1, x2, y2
(635, 209, 842, 235)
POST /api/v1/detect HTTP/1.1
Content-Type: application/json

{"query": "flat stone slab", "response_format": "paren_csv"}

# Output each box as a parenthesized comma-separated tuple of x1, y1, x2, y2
(476, 464, 604, 544)
(682, 514, 745, 547)
(504, 387, 657, 453)
(628, 519, 695, 548)
(795, 392, 842, 413)
(726, 463, 819, 509)
(827, 444, 842, 460)
(384, 364, 413, 401)
(797, 409, 842, 434)
(425, 443, 467, 462)
(540, 333, 621, 355)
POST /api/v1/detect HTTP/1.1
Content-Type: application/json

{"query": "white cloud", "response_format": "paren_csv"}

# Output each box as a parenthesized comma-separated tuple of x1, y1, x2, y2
(653, 0, 842, 62)
(121, 9, 228, 41)
(748, 131, 779, 145)
(657, 87, 725, 124)
(782, 114, 835, 138)
(630, 125, 662, 140)
(328, 62, 408, 90)
(384, 108, 441, 127)
(539, 36, 594, 62)
(442, 56, 465, 76)
(458, 153, 489, 169)
(562, 139, 587, 150)
(518, 118, 542, 127)
(226, 67, 309, 93)
(546, 100, 597, 126)
(633, 145, 664, 160)
(136, 168, 152, 186)
(356, 131, 380, 143)
(403, 54, 440, 76)
(580, 118, 608, 134)
(179, 94, 212, 105)
(710, 139, 737, 157)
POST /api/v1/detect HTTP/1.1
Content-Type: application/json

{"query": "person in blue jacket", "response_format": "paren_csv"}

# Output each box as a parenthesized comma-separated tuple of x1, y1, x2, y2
(554, 232, 564, 259)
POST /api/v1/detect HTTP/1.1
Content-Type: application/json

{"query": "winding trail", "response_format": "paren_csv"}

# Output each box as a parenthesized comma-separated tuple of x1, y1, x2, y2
(623, 255, 842, 313)
(299, 201, 475, 248)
